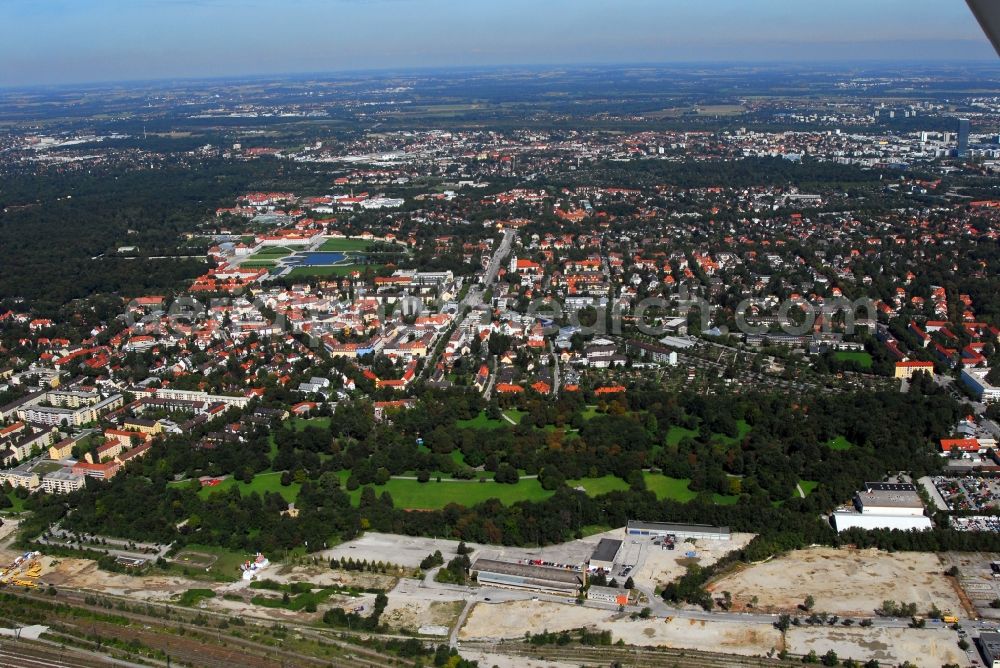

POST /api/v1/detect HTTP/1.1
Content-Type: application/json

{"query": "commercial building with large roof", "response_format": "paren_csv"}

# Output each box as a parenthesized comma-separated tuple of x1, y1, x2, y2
(471, 558, 584, 595)
(831, 482, 932, 532)
(625, 520, 731, 541)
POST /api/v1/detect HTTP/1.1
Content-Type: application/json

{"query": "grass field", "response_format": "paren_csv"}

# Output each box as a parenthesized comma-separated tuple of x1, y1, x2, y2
(642, 474, 698, 502)
(252, 587, 338, 611)
(799, 480, 819, 497)
(2, 492, 26, 514)
(834, 351, 873, 369)
(288, 264, 380, 278)
(568, 475, 629, 496)
(827, 436, 854, 451)
(289, 417, 331, 431)
(318, 238, 376, 252)
(456, 411, 508, 430)
(252, 246, 299, 257)
(642, 473, 739, 505)
(665, 425, 699, 446)
(198, 472, 301, 503)
(456, 410, 525, 430)
(177, 588, 216, 606)
(713, 419, 752, 446)
(338, 471, 553, 509)
(170, 543, 251, 581)
(581, 405, 602, 421)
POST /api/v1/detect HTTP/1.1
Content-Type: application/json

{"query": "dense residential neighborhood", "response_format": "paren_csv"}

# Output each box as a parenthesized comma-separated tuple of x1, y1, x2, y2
(3, 61, 1000, 667)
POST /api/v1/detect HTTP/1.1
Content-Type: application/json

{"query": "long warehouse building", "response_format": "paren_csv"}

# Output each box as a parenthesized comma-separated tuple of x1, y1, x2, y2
(472, 558, 584, 595)
(625, 520, 731, 541)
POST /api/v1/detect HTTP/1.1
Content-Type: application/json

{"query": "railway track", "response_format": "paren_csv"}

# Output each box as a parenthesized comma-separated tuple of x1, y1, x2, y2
(3, 587, 395, 668)
(0, 639, 130, 668)
(462, 641, 798, 668)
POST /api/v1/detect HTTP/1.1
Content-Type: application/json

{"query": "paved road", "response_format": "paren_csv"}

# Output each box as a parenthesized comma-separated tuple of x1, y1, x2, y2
(449, 600, 474, 648)
(550, 339, 560, 398)
(456, 229, 514, 401)
(982, 418, 1000, 440)
(917, 475, 950, 511)
(461, 229, 514, 311)
(482, 359, 497, 400)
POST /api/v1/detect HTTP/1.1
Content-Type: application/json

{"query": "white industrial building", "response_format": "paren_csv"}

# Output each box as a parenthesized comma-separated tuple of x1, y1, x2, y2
(831, 482, 932, 532)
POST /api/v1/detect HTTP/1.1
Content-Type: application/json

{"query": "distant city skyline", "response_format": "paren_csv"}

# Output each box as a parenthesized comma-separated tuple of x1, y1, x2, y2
(0, 0, 996, 87)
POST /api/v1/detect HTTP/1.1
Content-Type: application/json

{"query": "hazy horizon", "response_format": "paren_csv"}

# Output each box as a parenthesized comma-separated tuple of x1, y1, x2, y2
(0, 0, 995, 87)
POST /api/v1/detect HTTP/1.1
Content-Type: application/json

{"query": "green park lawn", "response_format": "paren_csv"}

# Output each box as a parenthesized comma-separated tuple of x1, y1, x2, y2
(456, 410, 525, 429)
(713, 419, 752, 446)
(318, 238, 376, 252)
(642, 473, 738, 505)
(665, 425, 700, 446)
(642, 473, 699, 502)
(290, 417, 331, 431)
(196, 472, 301, 503)
(2, 492, 27, 514)
(827, 436, 853, 451)
(251, 247, 297, 257)
(456, 411, 508, 430)
(834, 351, 873, 369)
(799, 480, 819, 496)
(337, 471, 553, 510)
(568, 475, 630, 496)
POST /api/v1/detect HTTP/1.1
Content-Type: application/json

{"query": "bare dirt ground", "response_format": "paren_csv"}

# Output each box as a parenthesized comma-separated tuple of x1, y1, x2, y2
(710, 547, 962, 616)
(0, 519, 20, 545)
(630, 532, 755, 590)
(786, 626, 965, 667)
(608, 617, 781, 657)
(40, 556, 196, 599)
(382, 598, 465, 632)
(269, 562, 398, 591)
(459, 600, 781, 657)
(459, 600, 607, 640)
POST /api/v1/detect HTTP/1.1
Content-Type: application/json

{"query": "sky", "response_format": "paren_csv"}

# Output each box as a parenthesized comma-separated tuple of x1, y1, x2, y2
(0, 0, 995, 87)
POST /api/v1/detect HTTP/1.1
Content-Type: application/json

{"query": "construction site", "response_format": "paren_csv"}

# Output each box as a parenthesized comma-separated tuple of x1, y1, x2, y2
(0, 550, 45, 589)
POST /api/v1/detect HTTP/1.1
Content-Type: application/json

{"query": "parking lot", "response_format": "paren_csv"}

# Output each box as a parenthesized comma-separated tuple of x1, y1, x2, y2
(933, 476, 1000, 513)
(940, 551, 1000, 620)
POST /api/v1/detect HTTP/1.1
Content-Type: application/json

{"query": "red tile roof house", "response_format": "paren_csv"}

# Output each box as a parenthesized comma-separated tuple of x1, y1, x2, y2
(939, 438, 981, 455)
